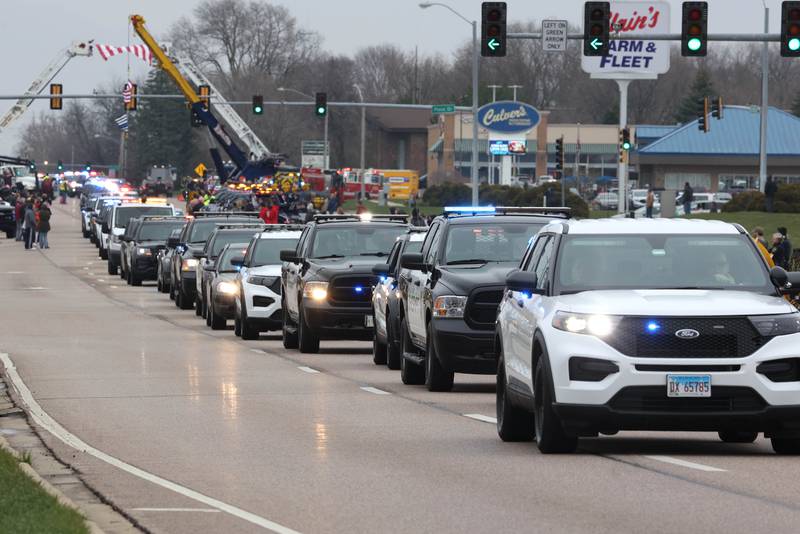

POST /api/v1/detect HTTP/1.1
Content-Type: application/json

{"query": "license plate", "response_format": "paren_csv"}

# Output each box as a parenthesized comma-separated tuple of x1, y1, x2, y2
(667, 374, 711, 397)
(365, 315, 374, 327)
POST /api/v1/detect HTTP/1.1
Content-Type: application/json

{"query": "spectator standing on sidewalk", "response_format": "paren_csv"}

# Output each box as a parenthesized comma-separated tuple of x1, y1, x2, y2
(14, 194, 25, 241)
(764, 176, 778, 213)
(645, 187, 655, 218)
(37, 202, 51, 249)
(23, 200, 36, 249)
(682, 182, 694, 216)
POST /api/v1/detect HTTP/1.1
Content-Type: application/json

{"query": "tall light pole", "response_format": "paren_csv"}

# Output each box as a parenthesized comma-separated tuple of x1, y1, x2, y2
(277, 87, 329, 169)
(420, 2, 479, 206)
(353, 83, 367, 199)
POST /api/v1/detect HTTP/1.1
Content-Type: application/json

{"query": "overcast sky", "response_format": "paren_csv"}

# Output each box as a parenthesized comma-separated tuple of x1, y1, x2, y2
(0, 0, 782, 153)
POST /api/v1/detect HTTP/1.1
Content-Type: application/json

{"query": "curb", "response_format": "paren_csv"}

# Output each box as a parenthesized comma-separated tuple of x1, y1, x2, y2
(0, 435, 105, 534)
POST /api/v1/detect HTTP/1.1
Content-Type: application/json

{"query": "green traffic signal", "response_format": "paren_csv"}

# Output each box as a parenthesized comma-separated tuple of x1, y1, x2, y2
(687, 37, 703, 52)
(790, 37, 800, 52)
(622, 140, 632, 151)
(316, 106, 326, 115)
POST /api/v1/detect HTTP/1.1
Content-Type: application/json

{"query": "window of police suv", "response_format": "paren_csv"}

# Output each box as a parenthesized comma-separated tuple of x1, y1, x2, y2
(114, 206, 173, 228)
(251, 238, 299, 266)
(443, 223, 545, 265)
(555, 234, 773, 294)
(309, 225, 406, 259)
(137, 222, 185, 242)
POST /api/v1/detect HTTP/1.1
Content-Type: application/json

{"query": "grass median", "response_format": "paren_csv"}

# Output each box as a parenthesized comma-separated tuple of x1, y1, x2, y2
(0, 446, 88, 534)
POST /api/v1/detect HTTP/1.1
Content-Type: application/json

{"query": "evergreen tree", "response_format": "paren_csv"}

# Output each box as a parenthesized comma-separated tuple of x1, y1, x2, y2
(128, 69, 195, 179)
(674, 67, 716, 124)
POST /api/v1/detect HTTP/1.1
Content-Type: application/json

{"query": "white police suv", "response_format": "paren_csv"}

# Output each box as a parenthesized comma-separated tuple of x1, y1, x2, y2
(495, 218, 800, 454)
(234, 226, 303, 339)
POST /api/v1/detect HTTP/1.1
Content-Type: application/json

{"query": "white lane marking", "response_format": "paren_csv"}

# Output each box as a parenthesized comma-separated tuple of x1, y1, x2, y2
(250, 349, 266, 354)
(644, 455, 726, 472)
(0, 352, 302, 534)
(360, 386, 390, 395)
(297, 366, 319, 374)
(132, 508, 221, 513)
(83, 267, 89, 270)
(111, 286, 118, 289)
(5, 271, 24, 274)
(97, 278, 106, 283)
(463, 414, 497, 424)
(24, 287, 47, 291)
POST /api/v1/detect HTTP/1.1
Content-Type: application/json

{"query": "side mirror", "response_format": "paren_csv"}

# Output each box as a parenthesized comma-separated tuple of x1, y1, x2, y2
(230, 255, 245, 268)
(770, 266, 800, 294)
(372, 263, 391, 277)
(166, 236, 180, 248)
(280, 249, 299, 263)
(203, 263, 216, 271)
(506, 270, 544, 295)
(400, 253, 426, 271)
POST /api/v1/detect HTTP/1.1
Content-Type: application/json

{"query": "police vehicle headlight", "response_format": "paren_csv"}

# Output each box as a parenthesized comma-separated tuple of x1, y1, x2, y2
(552, 312, 620, 337)
(137, 247, 152, 256)
(218, 281, 238, 295)
(749, 313, 800, 337)
(303, 281, 328, 301)
(248, 275, 279, 287)
(433, 295, 468, 318)
(182, 258, 199, 271)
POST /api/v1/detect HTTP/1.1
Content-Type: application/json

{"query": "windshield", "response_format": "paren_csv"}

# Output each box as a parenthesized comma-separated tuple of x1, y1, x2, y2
(405, 239, 424, 254)
(443, 223, 545, 264)
(210, 231, 260, 257)
(219, 244, 249, 272)
(188, 218, 257, 243)
(252, 238, 299, 266)
(114, 206, 172, 228)
(309, 226, 406, 259)
(556, 234, 772, 293)
(137, 222, 186, 242)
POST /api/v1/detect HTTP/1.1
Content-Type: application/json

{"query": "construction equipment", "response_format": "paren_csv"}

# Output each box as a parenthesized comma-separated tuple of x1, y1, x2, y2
(130, 14, 279, 182)
(0, 41, 93, 132)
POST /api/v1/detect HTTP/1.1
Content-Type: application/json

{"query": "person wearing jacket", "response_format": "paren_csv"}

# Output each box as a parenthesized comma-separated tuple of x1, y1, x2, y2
(14, 195, 25, 241)
(37, 202, 51, 249)
(23, 200, 36, 249)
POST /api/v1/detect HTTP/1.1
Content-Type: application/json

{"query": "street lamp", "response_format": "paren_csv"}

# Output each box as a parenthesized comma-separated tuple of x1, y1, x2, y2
(278, 87, 329, 170)
(353, 83, 367, 200)
(420, 2, 479, 206)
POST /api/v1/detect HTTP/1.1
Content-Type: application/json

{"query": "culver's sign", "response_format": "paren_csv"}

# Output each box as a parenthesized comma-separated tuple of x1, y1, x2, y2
(477, 101, 540, 134)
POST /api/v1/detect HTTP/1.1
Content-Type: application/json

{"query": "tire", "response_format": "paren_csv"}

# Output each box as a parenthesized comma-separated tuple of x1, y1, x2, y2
(496, 352, 534, 442)
(131, 274, 141, 287)
(534, 354, 578, 454)
(209, 303, 226, 330)
(386, 318, 401, 370)
(169, 280, 176, 301)
(157, 277, 163, 293)
(425, 321, 454, 392)
(771, 438, 800, 455)
(298, 307, 320, 353)
(107, 259, 117, 275)
(282, 300, 299, 349)
(99, 248, 108, 260)
(6, 231, 14, 239)
(234, 314, 242, 337)
(205, 301, 213, 326)
(240, 306, 259, 340)
(718, 430, 758, 444)
(195, 290, 204, 317)
(82, 229, 90, 238)
(372, 318, 387, 365)
(177, 285, 193, 310)
(400, 318, 425, 385)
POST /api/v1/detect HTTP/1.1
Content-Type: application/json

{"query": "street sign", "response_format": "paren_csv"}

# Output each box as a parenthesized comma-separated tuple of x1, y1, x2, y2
(431, 104, 456, 114)
(301, 140, 330, 169)
(581, 2, 671, 77)
(194, 163, 206, 177)
(542, 20, 568, 52)
(477, 101, 540, 134)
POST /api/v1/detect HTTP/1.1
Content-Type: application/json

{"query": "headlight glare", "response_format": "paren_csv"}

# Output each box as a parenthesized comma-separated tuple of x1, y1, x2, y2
(218, 281, 238, 295)
(433, 295, 468, 318)
(182, 258, 199, 271)
(137, 247, 152, 256)
(303, 281, 328, 301)
(749, 313, 800, 337)
(553, 312, 619, 337)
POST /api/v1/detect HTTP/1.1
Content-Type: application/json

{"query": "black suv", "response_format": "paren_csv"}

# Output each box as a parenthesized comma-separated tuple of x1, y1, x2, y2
(397, 207, 570, 391)
(169, 212, 260, 309)
(280, 214, 408, 353)
(122, 216, 187, 286)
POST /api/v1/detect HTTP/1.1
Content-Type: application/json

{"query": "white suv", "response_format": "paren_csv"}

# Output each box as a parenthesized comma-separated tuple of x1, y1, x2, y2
(234, 227, 303, 339)
(495, 218, 800, 454)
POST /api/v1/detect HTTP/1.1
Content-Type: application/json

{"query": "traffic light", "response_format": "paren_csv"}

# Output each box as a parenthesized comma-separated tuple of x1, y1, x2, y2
(56, 160, 64, 172)
(315, 92, 327, 117)
(583, 2, 610, 56)
(781, 1, 800, 57)
(85, 162, 91, 172)
(711, 96, 724, 119)
(698, 96, 710, 133)
(481, 2, 507, 57)
(126, 84, 138, 111)
(555, 136, 564, 175)
(49, 84, 63, 110)
(682, 2, 708, 57)
(621, 127, 632, 151)
(191, 108, 203, 127)
(29, 161, 36, 173)
(252, 95, 264, 115)
(199, 85, 211, 111)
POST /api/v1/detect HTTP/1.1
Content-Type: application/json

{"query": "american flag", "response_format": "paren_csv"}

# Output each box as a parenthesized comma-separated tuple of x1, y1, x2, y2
(122, 81, 133, 105)
(96, 44, 152, 64)
(114, 114, 129, 132)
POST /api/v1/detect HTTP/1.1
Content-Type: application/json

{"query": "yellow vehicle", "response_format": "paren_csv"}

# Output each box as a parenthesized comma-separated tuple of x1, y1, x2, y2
(367, 169, 420, 200)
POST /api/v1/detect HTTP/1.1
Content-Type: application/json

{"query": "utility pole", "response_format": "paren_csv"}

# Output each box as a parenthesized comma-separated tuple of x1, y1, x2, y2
(488, 85, 502, 185)
(354, 84, 366, 199)
(759, 5, 769, 192)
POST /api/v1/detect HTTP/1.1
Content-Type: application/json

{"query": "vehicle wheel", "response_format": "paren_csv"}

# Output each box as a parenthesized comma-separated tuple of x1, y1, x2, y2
(298, 307, 320, 353)
(496, 352, 534, 442)
(282, 301, 299, 349)
(107, 260, 117, 275)
(534, 354, 578, 454)
(125, 269, 132, 285)
(209, 303, 226, 330)
(82, 229, 90, 238)
(718, 430, 758, 443)
(372, 319, 387, 365)
(205, 302, 213, 326)
(6, 231, 15, 239)
(425, 321, 454, 392)
(771, 438, 800, 455)
(177, 287, 193, 310)
(240, 306, 259, 340)
(234, 313, 242, 337)
(386, 318, 401, 370)
(99, 248, 108, 260)
(195, 293, 204, 317)
(131, 275, 142, 287)
(400, 318, 424, 385)
(175, 286, 183, 307)
(169, 281, 176, 301)
(157, 277, 163, 293)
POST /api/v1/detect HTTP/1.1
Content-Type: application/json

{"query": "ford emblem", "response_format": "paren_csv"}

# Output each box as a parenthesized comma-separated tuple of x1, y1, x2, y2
(675, 328, 700, 339)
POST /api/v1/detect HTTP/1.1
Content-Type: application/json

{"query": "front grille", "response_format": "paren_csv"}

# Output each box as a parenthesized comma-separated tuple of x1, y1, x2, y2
(466, 286, 505, 330)
(606, 317, 766, 358)
(635, 364, 741, 372)
(609, 386, 766, 413)
(328, 275, 376, 306)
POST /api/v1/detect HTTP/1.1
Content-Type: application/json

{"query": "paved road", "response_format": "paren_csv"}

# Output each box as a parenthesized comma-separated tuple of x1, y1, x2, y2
(2, 200, 800, 533)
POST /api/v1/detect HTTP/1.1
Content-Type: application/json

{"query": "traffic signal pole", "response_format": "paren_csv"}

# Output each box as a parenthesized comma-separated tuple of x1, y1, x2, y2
(759, 7, 769, 193)
(617, 80, 630, 215)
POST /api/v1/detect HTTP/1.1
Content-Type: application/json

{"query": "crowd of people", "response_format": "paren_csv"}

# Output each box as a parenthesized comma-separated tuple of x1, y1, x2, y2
(5, 189, 52, 250)
(752, 226, 794, 269)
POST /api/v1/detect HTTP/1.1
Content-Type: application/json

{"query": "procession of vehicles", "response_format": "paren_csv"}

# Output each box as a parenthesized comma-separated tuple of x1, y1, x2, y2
(76, 184, 800, 455)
